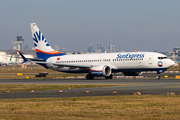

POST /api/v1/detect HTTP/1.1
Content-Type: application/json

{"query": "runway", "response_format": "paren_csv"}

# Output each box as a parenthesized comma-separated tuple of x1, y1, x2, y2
(0, 78, 180, 99)
(115, 72, 180, 78)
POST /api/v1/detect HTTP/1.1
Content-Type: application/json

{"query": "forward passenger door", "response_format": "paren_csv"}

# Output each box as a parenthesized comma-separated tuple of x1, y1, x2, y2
(148, 55, 153, 65)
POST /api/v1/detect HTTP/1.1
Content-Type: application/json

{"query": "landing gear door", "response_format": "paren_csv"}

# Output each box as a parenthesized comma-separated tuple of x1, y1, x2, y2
(148, 55, 153, 64)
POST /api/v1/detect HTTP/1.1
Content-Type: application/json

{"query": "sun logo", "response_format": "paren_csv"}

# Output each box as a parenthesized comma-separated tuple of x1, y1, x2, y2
(33, 31, 50, 47)
(158, 61, 163, 67)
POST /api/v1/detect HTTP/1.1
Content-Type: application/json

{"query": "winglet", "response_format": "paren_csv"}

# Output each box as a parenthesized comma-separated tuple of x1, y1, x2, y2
(17, 50, 28, 64)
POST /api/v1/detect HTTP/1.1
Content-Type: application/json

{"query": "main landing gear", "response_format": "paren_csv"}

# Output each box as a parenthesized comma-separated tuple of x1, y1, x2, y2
(86, 74, 94, 80)
(85, 74, 113, 80)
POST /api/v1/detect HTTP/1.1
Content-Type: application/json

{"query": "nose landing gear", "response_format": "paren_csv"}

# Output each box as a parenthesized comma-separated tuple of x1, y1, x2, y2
(156, 69, 165, 79)
(156, 74, 161, 79)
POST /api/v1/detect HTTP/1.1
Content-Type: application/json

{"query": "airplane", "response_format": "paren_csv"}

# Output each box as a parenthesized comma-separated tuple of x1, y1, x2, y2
(18, 23, 174, 79)
(0, 55, 12, 66)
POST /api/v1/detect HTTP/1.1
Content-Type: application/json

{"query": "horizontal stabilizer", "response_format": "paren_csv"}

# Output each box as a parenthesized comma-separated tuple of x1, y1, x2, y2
(27, 58, 44, 61)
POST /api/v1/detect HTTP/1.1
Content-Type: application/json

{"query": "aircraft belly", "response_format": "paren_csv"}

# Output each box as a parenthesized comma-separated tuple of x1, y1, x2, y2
(46, 64, 87, 73)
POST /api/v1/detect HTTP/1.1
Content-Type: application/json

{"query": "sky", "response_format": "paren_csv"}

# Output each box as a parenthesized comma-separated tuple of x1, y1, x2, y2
(0, 0, 180, 52)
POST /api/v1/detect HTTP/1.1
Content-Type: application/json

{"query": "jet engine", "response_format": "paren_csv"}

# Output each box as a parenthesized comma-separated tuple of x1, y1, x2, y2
(123, 71, 142, 76)
(90, 65, 111, 77)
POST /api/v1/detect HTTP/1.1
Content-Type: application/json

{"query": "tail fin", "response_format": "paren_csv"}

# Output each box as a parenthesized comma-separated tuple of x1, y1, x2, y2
(30, 23, 65, 58)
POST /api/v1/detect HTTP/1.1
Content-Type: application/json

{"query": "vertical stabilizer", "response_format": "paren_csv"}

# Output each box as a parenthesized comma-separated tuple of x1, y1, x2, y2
(30, 23, 65, 58)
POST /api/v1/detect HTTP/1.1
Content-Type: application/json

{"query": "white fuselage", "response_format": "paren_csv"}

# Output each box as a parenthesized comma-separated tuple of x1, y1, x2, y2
(45, 52, 174, 73)
(0, 60, 11, 66)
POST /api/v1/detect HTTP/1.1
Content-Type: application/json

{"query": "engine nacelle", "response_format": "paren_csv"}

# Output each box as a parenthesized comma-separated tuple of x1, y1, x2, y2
(91, 65, 111, 77)
(123, 71, 142, 76)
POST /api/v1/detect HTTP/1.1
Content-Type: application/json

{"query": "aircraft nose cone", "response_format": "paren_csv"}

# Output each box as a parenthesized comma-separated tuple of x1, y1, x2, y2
(170, 60, 175, 67)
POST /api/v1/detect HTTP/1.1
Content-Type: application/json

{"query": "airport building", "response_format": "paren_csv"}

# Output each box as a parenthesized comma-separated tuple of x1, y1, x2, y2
(88, 46, 93, 53)
(0, 51, 7, 61)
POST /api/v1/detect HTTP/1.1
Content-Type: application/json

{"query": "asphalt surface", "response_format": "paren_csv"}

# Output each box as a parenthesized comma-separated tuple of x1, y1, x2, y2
(0, 78, 180, 99)
(115, 72, 180, 78)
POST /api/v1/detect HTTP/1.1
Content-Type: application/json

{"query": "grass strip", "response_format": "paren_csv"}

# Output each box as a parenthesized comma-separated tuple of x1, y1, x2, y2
(0, 95, 180, 119)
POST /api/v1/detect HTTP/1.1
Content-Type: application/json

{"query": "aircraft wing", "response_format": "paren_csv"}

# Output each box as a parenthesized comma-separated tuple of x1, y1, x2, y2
(34, 61, 91, 69)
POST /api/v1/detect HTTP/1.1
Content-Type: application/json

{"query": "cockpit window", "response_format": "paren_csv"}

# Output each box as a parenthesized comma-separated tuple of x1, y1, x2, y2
(158, 57, 167, 59)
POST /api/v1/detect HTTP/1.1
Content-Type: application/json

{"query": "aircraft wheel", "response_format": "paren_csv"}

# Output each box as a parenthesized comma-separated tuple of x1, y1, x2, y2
(156, 75, 161, 79)
(86, 75, 94, 80)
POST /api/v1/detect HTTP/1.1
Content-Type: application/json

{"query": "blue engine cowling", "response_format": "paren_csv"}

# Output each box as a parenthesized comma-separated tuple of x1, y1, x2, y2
(90, 65, 111, 77)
